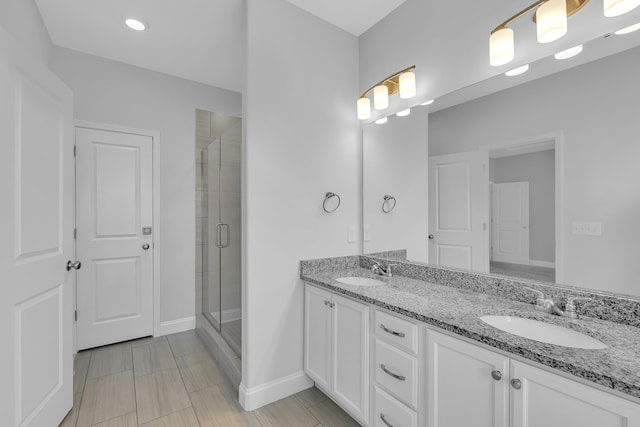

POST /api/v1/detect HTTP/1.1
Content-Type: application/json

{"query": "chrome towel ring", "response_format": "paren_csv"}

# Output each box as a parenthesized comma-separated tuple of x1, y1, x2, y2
(382, 195, 396, 213)
(323, 192, 341, 213)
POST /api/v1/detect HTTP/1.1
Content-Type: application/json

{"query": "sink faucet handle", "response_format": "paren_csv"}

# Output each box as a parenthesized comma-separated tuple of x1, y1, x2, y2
(524, 287, 546, 308)
(565, 296, 592, 318)
(387, 263, 398, 277)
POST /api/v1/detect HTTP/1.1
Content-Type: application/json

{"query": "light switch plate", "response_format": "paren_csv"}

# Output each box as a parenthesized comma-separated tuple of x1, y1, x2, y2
(348, 225, 356, 243)
(571, 222, 602, 236)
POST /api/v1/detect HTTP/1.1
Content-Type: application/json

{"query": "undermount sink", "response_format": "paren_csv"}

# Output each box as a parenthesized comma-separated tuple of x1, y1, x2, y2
(480, 315, 607, 350)
(335, 277, 386, 287)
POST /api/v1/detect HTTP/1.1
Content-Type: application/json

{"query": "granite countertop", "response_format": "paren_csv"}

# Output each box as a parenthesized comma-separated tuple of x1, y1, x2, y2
(302, 267, 640, 402)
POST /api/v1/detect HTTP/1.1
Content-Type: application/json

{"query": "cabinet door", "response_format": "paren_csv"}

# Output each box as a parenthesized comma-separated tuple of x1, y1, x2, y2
(427, 330, 510, 427)
(333, 293, 370, 425)
(304, 285, 332, 390)
(511, 361, 640, 427)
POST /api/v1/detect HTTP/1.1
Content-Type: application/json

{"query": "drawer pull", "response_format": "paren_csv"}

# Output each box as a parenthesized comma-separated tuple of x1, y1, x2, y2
(381, 364, 405, 381)
(380, 324, 406, 338)
(380, 413, 395, 427)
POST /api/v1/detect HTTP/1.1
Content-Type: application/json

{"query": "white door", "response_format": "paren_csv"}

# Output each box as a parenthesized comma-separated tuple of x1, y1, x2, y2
(0, 28, 74, 426)
(427, 331, 509, 427)
(492, 182, 530, 264)
(428, 151, 489, 272)
(332, 293, 370, 425)
(511, 361, 640, 427)
(75, 127, 154, 350)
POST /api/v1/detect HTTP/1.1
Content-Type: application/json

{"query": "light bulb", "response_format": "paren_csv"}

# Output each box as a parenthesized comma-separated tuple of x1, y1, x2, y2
(357, 98, 371, 120)
(604, 0, 640, 17)
(490, 28, 515, 66)
(537, 0, 567, 43)
(374, 85, 389, 110)
(399, 71, 416, 99)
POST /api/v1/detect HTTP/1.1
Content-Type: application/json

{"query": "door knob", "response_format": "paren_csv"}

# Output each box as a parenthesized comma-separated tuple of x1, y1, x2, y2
(428, 234, 435, 240)
(66, 260, 82, 271)
(142, 243, 150, 250)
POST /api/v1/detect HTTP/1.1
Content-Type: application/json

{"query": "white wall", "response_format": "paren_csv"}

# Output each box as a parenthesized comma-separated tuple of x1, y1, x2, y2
(492, 150, 555, 263)
(242, 0, 360, 408)
(51, 47, 242, 323)
(363, 108, 429, 262)
(0, 0, 52, 65)
(430, 47, 640, 296)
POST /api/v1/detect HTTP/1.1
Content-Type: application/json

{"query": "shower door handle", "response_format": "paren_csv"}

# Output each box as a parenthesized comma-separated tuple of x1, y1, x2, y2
(216, 223, 224, 248)
(221, 223, 230, 248)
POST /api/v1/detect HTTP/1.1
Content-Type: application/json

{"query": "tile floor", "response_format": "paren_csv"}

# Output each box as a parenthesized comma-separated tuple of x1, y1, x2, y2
(60, 331, 359, 427)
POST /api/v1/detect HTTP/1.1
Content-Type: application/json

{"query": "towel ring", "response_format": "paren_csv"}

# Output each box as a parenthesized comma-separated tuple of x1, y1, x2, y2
(323, 192, 341, 213)
(382, 195, 396, 213)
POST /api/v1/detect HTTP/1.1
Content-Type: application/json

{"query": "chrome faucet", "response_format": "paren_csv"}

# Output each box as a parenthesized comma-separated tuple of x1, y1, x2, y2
(524, 288, 591, 319)
(370, 261, 398, 277)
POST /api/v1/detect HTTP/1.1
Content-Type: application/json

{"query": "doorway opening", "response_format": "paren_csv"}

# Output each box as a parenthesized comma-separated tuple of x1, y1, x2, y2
(487, 137, 559, 283)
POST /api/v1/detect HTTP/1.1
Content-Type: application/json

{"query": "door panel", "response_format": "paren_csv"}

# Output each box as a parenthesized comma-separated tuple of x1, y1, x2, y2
(492, 182, 530, 264)
(76, 128, 153, 350)
(0, 27, 74, 426)
(429, 151, 489, 272)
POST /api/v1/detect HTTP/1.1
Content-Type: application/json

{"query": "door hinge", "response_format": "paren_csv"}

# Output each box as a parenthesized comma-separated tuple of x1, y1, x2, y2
(73, 145, 76, 157)
(74, 310, 77, 321)
(74, 228, 77, 239)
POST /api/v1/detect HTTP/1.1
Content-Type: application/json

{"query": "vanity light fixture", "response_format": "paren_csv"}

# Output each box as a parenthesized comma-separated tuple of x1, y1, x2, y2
(604, 0, 640, 16)
(554, 44, 583, 59)
(125, 18, 147, 31)
(505, 64, 530, 76)
(421, 99, 435, 106)
(375, 117, 388, 125)
(357, 66, 416, 120)
(396, 108, 411, 117)
(489, 0, 589, 66)
(614, 22, 640, 34)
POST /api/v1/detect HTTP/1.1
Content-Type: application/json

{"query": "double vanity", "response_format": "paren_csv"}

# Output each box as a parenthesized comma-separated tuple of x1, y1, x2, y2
(301, 255, 640, 427)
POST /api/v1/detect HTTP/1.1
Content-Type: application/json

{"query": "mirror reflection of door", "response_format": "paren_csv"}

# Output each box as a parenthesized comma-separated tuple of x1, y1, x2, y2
(489, 147, 556, 283)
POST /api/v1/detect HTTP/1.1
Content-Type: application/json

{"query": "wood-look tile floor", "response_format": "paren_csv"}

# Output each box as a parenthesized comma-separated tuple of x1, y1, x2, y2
(60, 331, 359, 427)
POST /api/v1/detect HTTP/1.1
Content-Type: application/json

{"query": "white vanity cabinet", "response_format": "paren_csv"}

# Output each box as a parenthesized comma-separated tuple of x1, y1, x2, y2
(304, 284, 370, 425)
(427, 330, 640, 427)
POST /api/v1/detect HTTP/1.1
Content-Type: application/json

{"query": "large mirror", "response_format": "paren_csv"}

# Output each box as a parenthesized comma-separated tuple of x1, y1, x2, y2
(363, 30, 640, 297)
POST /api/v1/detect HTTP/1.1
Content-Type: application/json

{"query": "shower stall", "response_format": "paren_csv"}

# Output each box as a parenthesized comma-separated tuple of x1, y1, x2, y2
(196, 110, 242, 359)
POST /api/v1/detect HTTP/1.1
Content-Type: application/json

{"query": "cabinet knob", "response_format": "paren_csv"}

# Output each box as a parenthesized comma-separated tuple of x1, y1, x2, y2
(491, 370, 502, 381)
(324, 300, 330, 306)
(511, 378, 522, 390)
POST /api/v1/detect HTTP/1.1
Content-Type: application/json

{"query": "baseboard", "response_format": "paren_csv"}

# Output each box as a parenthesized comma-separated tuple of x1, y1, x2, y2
(159, 316, 196, 336)
(239, 371, 314, 411)
(529, 260, 555, 268)
(208, 308, 242, 323)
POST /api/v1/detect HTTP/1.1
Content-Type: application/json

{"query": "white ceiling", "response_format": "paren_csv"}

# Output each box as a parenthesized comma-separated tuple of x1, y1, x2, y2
(285, 0, 406, 36)
(35, 0, 244, 92)
(35, 0, 405, 93)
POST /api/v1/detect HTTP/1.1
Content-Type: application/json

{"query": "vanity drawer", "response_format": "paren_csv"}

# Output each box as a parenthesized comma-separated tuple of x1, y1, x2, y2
(375, 310, 419, 354)
(375, 339, 418, 409)
(374, 386, 417, 427)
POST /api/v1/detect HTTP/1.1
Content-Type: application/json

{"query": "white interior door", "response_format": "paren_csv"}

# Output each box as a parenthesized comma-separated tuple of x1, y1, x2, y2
(428, 151, 489, 272)
(75, 127, 153, 350)
(492, 182, 530, 264)
(0, 28, 74, 426)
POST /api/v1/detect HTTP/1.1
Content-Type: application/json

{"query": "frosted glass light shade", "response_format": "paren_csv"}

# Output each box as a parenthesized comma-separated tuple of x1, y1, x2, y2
(374, 85, 389, 110)
(490, 28, 515, 66)
(554, 44, 583, 59)
(537, 0, 567, 43)
(396, 108, 411, 117)
(399, 71, 416, 99)
(615, 22, 640, 34)
(604, 0, 640, 16)
(357, 97, 371, 120)
(505, 64, 529, 76)
(125, 18, 147, 31)
(375, 117, 388, 124)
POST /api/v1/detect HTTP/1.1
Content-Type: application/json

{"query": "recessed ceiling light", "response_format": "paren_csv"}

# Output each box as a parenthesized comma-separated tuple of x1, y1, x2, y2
(614, 22, 640, 34)
(554, 44, 583, 60)
(125, 18, 147, 31)
(505, 64, 529, 76)
(375, 117, 388, 125)
(421, 99, 435, 106)
(396, 108, 411, 117)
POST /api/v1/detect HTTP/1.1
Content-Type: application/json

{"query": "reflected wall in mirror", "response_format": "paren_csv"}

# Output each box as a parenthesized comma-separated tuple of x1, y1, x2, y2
(363, 41, 640, 297)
